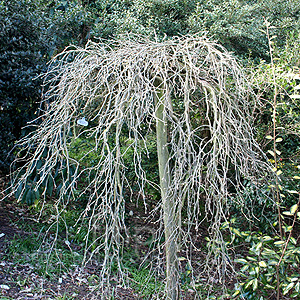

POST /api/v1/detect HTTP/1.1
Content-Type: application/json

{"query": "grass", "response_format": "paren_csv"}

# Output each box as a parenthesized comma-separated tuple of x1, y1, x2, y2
(1, 199, 234, 300)
(129, 267, 164, 298)
(4, 214, 86, 278)
(1, 199, 163, 299)
(0, 204, 197, 299)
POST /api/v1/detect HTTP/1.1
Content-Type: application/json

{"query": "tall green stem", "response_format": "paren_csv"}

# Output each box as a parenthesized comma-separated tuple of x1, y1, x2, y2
(154, 82, 179, 300)
(265, 19, 283, 300)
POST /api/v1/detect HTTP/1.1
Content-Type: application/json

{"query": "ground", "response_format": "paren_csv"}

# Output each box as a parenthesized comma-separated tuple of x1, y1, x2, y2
(0, 174, 199, 300)
(0, 171, 143, 300)
(0, 201, 145, 300)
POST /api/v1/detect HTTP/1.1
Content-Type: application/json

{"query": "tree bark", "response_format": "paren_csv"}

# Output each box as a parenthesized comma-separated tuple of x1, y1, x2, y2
(154, 82, 179, 300)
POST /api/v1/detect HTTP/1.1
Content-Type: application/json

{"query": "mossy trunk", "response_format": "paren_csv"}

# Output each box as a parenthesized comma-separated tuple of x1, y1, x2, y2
(154, 83, 179, 300)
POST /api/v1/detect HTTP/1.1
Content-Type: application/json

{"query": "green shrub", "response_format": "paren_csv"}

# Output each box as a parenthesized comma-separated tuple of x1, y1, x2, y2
(0, 0, 93, 174)
(0, 0, 47, 172)
(190, 0, 300, 60)
(224, 212, 300, 299)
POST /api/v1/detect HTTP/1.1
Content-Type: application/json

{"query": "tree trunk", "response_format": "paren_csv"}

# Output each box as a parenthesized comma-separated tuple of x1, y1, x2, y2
(154, 83, 179, 300)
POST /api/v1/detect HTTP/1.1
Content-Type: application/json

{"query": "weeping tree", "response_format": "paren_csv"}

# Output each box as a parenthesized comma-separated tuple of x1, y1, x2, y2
(8, 35, 271, 299)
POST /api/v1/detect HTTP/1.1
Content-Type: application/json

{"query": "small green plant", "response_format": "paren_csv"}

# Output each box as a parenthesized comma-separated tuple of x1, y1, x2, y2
(4, 203, 87, 278)
(224, 201, 300, 299)
(54, 294, 75, 300)
(229, 21, 300, 300)
(129, 267, 163, 298)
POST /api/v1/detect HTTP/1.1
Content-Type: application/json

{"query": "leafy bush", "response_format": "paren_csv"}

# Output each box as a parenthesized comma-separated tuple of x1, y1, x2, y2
(251, 30, 300, 207)
(190, 0, 300, 59)
(0, 0, 48, 172)
(224, 210, 300, 299)
(88, 0, 300, 60)
(90, 0, 198, 38)
(223, 28, 300, 300)
(43, 0, 94, 54)
(0, 0, 94, 174)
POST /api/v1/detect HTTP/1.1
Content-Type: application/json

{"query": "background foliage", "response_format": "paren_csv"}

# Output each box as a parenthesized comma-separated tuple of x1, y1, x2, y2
(1, 0, 300, 299)
(1, 0, 299, 173)
(0, 0, 46, 172)
(0, 0, 91, 173)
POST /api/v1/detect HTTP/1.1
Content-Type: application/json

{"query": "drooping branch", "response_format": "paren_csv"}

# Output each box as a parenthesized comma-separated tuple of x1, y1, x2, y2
(6, 34, 273, 298)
